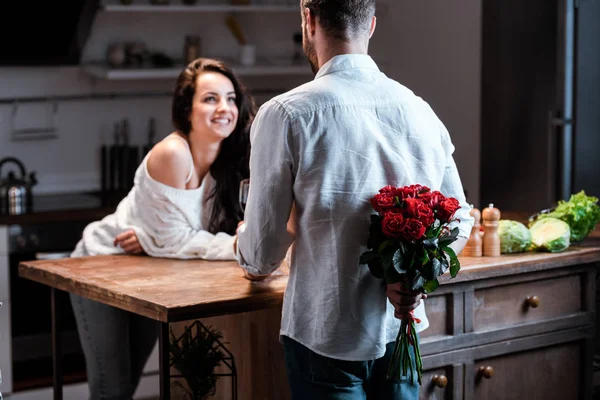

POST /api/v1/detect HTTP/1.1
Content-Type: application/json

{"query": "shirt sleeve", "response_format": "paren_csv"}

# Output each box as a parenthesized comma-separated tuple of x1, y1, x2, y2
(132, 191, 236, 260)
(236, 100, 295, 275)
(439, 122, 475, 239)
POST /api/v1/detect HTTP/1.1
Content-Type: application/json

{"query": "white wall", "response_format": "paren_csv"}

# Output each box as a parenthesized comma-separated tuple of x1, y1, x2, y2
(370, 0, 482, 206)
(0, 0, 481, 204)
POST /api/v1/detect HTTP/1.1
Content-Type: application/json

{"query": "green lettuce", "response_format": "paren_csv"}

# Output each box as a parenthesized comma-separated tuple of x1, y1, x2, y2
(533, 191, 600, 242)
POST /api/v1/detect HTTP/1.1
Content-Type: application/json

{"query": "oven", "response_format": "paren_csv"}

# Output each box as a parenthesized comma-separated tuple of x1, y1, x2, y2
(0, 219, 93, 394)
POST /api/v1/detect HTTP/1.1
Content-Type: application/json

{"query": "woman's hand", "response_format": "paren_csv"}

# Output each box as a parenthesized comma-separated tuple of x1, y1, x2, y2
(114, 230, 144, 255)
(386, 282, 427, 320)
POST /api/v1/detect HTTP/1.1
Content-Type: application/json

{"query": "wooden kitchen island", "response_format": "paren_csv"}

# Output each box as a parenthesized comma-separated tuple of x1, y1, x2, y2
(18, 233, 600, 400)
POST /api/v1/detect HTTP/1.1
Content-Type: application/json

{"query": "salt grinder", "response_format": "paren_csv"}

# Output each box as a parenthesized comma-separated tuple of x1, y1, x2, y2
(463, 205, 482, 257)
(482, 203, 501, 257)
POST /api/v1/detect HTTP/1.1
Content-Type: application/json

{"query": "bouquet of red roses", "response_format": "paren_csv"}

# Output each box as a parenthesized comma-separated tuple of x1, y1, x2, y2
(359, 184, 462, 384)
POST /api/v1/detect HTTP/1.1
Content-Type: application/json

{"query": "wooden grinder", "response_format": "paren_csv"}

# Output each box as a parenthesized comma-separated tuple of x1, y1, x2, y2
(482, 203, 501, 257)
(462, 205, 482, 257)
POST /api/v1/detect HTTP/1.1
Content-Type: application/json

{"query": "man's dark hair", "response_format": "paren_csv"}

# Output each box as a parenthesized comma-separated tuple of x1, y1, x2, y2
(301, 0, 376, 40)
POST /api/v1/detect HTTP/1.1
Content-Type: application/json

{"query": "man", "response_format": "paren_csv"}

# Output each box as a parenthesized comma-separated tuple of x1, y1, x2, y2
(235, 0, 474, 398)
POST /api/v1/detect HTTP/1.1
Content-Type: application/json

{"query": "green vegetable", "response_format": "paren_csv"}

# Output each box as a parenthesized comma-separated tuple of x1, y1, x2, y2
(529, 217, 571, 252)
(532, 191, 600, 242)
(498, 220, 532, 253)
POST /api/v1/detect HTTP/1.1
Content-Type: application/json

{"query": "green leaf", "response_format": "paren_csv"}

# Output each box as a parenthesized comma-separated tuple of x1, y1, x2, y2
(411, 274, 426, 292)
(423, 279, 439, 293)
(418, 248, 430, 266)
(438, 235, 458, 248)
(442, 246, 461, 278)
(379, 239, 395, 253)
(422, 237, 439, 249)
(359, 250, 377, 265)
(367, 260, 384, 279)
(382, 251, 393, 271)
(392, 248, 407, 274)
(439, 255, 449, 275)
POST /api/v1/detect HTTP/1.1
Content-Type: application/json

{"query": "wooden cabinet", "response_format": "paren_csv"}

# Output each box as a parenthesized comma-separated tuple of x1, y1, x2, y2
(420, 261, 597, 400)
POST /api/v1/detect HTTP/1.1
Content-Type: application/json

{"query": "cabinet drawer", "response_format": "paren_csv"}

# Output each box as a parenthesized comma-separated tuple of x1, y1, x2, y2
(421, 293, 451, 338)
(470, 340, 582, 400)
(473, 274, 582, 331)
(420, 366, 453, 400)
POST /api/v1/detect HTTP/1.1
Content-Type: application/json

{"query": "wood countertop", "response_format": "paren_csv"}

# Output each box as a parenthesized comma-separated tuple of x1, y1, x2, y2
(19, 232, 600, 323)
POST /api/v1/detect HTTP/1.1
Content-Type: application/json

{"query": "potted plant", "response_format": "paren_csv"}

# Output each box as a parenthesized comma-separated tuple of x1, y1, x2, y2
(169, 321, 227, 400)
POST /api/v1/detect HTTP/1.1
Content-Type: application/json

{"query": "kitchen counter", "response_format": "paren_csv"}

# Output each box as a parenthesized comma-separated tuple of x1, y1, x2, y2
(17, 226, 600, 400)
(16, 238, 600, 322)
(0, 191, 124, 225)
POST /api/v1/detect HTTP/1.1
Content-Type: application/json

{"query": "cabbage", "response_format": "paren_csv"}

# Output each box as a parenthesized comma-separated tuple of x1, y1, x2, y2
(532, 191, 600, 243)
(498, 220, 532, 253)
(529, 217, 571, 253)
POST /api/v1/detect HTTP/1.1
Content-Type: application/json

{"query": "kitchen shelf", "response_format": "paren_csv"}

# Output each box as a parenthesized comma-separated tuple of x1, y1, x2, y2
(101, 4, 300, 13)
(82, 64, 312, 80)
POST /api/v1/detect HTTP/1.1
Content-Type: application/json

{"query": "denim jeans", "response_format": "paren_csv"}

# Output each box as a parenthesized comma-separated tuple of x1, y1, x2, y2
(70, 293, 158, 400)
(282, 336, 419, 400)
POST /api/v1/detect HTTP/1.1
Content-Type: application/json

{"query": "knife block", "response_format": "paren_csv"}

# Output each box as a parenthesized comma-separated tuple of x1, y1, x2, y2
(100, 145, 141, 195)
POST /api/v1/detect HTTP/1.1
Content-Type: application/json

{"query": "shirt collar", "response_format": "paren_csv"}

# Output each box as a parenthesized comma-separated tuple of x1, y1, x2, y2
(314, 54, 380, 80)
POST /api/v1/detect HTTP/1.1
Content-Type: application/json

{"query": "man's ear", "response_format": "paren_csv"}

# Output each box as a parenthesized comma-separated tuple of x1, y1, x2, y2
(369, 15, 377, 38)
(304, 7, 316, 36)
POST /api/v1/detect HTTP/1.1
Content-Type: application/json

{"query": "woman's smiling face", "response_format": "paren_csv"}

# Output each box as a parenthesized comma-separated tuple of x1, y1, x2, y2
(189, 71, 239, 141)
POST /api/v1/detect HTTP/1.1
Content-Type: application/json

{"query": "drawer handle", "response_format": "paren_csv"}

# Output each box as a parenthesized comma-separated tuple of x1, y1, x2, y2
(478, 366, 494, 379)
(432, 374, 448, 388)
(526, 295, 540, 308)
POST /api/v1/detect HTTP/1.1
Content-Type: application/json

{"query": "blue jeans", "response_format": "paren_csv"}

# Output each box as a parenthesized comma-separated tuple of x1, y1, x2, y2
(282, 336, 419, 400)
(70, 294, 158, 400)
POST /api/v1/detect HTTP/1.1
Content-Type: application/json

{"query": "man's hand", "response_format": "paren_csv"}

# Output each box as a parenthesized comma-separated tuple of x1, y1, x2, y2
(386, 282, 427, 320)
(242, 269, 271, 281)
(114, 229, 144, 255)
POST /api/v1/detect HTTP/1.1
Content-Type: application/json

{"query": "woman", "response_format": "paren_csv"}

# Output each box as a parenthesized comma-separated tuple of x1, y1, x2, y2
(70, 57, 256, 399)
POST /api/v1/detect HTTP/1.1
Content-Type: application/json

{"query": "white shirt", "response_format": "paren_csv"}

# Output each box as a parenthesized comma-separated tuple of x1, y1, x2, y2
(71, 135, 236, 260)
(236, 54, 474, 361)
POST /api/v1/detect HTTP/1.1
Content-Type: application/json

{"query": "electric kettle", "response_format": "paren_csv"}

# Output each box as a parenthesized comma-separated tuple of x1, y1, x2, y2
(0, 157, 37, 215)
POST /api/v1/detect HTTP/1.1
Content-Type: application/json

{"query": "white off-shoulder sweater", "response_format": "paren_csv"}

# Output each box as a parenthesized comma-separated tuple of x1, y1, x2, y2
(71, 138, 236, 260)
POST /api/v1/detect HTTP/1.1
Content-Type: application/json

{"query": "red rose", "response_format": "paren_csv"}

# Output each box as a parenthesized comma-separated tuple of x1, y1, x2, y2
(400, 218, 426, 242)
(381, 211, 404, 238)
(403, 198, 435, 228)
(371, 192, 397, 212)
(437, 198, 461, 223)
(419, 190, 446, 209)
(399, 184, 430, 199)
(378, 185, 398, 196)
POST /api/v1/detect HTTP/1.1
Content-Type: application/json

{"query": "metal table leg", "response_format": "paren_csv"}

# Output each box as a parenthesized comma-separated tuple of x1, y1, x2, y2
(159, 322, 170, 400)
(51, 288, 63, 400)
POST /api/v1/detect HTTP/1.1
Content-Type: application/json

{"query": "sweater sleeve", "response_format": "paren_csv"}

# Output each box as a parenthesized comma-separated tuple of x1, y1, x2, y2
(130, 183, 236, 260)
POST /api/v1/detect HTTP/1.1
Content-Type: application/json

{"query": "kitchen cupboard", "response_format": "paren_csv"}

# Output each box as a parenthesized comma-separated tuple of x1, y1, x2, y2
(417, 261, 596, 400)
(187, 243, 600, 400)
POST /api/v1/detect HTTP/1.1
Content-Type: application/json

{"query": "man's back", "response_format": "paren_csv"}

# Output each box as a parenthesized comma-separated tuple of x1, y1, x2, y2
(237, 54, 473, 361)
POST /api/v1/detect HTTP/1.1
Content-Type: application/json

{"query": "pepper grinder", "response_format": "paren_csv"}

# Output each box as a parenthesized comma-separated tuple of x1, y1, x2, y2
(482, 203, 501, 257)
(462, 205, 482, 257)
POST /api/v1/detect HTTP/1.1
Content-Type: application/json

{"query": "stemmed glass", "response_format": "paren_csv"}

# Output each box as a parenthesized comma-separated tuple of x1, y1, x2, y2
(239, 179, 250, 212)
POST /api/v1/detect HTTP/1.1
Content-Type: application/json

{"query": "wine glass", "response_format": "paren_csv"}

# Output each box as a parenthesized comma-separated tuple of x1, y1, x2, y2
(239, 179, 250, 212)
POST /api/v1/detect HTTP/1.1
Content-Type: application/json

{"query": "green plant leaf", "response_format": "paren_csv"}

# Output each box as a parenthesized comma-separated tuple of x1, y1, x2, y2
(422, 237, 439, 249)
(392, 248, 406, 274)
(359, 250, 377, 265)
(442, 246, 460, 278)
(422, 257, 441, 280)
(411, 274, 426, 292)
(367, 259, 384, 279)
(418, 248, 430, 266)
(423, 279, 439, 293)
(379, 239, 395, 253)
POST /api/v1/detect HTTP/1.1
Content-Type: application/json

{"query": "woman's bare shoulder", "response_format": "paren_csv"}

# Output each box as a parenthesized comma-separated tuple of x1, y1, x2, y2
(146, 134, 191, 189)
